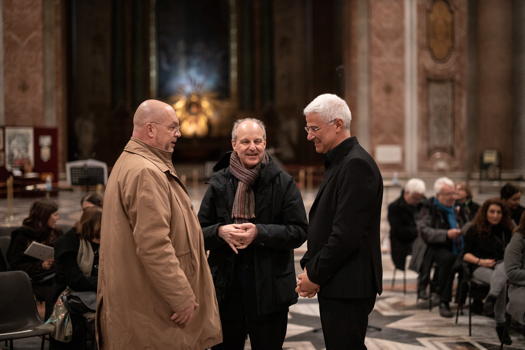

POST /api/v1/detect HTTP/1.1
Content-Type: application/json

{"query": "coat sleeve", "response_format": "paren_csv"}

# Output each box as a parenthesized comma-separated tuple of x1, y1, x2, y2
(126, 168, 195, 312)
(388, 201, 418, 242)
(254, 176, 308, 250)
(416, 205, 448, 244)
(305, 158, 380, 286)
(505, 234, 525, 285)
(198, 184, 229, 250)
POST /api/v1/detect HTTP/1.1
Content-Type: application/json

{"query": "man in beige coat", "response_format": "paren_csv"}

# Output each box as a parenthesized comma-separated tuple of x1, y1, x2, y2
(96, 99, 222, 349)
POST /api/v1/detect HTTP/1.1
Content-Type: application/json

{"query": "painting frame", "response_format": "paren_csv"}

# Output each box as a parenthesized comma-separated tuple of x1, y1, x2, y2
(5, 127, 34, 171)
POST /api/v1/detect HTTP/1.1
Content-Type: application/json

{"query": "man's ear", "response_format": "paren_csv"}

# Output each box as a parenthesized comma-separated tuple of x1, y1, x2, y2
(231, 140, 236, 149)
(334, 118, 344, 131)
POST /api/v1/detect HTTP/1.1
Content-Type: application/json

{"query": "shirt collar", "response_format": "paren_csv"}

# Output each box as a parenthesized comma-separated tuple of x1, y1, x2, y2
(323, 136, 358, 169)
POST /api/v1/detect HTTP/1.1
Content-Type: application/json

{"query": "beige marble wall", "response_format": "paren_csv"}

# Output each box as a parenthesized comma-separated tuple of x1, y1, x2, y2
(417, 0, 468, 171)
(369, 0, 406, 171)
(3, 0, 44, 126)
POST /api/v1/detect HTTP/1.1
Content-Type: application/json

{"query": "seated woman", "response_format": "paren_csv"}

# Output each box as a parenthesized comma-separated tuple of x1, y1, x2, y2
(51, 206, 101, 349)
(7, 199, 61, 316)
(505, 212, 525, 330)
(463, 198, 513, 345)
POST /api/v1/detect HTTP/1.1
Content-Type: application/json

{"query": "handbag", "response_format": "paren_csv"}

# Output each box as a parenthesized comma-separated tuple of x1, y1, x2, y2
(46, 289, 73, 342)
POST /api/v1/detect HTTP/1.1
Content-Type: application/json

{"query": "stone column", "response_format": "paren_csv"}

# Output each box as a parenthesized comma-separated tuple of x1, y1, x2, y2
(0, 2, 4, 126)
(476, 0, 513, 169)
(513, 0, 525, 172)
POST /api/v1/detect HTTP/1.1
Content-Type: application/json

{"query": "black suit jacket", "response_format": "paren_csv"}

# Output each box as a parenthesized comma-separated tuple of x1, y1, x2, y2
(300, 137, 383, 298)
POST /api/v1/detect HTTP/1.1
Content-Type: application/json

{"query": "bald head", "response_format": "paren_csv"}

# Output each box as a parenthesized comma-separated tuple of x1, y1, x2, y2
(132, 99, 181, 152)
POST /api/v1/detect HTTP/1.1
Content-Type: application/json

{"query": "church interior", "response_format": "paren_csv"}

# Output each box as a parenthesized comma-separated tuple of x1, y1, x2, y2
(1, 0, 525, 349)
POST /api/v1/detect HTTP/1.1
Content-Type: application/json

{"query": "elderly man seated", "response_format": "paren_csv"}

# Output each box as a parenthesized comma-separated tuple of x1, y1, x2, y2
(416, 177, 465, 318)
(388, 178, 426, 283)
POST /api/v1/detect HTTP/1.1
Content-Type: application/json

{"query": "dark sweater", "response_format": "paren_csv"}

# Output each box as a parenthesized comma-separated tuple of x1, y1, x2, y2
(464, 224, 512, 261)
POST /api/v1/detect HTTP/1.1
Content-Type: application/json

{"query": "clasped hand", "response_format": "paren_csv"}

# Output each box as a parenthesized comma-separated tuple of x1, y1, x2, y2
(218, 223, 257, 254)
(295, 268, 320, 298)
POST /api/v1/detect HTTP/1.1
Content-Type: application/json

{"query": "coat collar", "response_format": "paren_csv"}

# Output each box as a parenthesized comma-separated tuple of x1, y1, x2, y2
(124, 138, 177, 177)
(323, 136, 358, 169)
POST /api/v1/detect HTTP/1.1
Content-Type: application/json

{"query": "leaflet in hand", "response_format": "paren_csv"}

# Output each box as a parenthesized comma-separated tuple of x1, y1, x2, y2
(24, 241, 54, 261)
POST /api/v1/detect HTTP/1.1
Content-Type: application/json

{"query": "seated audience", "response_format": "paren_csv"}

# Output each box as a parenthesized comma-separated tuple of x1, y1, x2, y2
(7, 199, 62, 317)
(388, 178, 426, 289)
(500, 183, 524, 227)
(463, 198, 513, 345)
(455, 182, 480, 222)
(416, 177, 465, 318)
(50, 206, 101, 349)
(80, 192, 103, 210)
(505, 213, 525, 330)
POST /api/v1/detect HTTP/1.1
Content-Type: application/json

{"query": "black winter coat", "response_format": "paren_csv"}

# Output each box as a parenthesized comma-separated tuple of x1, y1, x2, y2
(7, 225, 60, 281)
(300, 137, 383, 298)
(388, 191, 422, 270)
(53, 229, 99, 301)
(198, 154, 308, 318)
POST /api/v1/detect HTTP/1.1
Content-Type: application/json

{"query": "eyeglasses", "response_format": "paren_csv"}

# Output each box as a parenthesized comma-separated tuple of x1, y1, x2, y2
(149, 121, 180, 133)
(304, 119, 336, 134)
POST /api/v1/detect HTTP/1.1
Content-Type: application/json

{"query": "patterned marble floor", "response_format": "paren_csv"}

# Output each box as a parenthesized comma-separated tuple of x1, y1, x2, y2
(2, 185, 524, 349)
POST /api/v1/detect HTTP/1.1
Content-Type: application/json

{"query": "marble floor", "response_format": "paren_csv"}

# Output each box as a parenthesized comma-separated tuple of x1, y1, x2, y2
(1, 184, 524, 349)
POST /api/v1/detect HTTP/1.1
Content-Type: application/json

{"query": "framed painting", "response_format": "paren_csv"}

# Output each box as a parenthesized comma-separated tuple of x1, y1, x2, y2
(5, 127, 34, 171)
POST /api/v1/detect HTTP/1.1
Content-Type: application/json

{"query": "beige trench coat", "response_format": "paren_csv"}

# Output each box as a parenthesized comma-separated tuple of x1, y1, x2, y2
(96, 139, 221, 350)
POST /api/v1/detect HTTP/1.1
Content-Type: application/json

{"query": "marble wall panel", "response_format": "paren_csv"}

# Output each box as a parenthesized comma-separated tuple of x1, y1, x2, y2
(417, 0, 468, 171)
(369, 0, 405, 170)
(3, 0, 44, 126)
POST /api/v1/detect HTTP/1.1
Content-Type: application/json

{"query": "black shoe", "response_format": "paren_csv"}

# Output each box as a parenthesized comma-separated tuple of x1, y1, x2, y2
(418, 289, 429, 300)
(439, 302, 454, 318)
(496, 323, 512, 345)
(483, 295, 496, 316)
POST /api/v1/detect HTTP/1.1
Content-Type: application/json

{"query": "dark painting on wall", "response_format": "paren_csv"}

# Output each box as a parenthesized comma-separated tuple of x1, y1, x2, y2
(156, 0, 230, 99)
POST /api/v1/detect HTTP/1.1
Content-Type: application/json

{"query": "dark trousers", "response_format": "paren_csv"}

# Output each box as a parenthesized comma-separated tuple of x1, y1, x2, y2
(318, 295, 376, 350)
(429, 246, 457, 303)
(417, 250, 439, 294)
(212, 310, 288, 350)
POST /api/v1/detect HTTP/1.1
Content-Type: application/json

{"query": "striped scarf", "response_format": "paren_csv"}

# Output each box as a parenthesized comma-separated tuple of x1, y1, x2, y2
(229, 151, 268, 223)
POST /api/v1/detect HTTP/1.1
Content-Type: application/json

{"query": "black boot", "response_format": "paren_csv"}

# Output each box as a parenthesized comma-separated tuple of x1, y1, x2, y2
(496, 322, 512, 345)
(439, 302, 453, 318)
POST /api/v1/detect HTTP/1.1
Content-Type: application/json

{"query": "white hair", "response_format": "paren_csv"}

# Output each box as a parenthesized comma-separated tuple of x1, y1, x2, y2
(433, 177, 454, 194)
(231, 118, 266, 141)
(303, 93, 352, 130)
(404, 178, 426, 195)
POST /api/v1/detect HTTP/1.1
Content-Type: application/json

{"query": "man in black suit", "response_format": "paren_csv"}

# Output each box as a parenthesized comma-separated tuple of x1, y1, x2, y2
(296, 93, 383, 350)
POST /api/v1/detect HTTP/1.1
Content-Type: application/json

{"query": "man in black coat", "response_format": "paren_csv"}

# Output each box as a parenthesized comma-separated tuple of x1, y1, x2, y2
(388, 178, 426, 274)
(296, 94, 383, 350)
(198, 118, 308, 350)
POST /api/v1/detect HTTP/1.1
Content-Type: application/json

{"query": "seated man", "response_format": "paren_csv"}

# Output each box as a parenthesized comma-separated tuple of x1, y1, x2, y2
(388, 178, 426, 288)
(416, 177, 465, 318)
(500, 183, 524, 227)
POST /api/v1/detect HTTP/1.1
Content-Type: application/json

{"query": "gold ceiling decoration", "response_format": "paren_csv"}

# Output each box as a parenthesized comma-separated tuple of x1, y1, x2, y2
(172, 93, 216, 138)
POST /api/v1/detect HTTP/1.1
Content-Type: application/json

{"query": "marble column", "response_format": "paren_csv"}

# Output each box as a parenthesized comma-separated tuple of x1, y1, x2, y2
(513, 0, 525, 172)
(476, 0, 513, 169)
(404, 0, 418, 175)
(0, 2, 4, 126)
